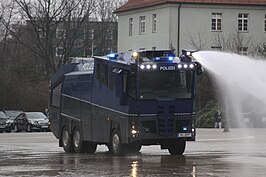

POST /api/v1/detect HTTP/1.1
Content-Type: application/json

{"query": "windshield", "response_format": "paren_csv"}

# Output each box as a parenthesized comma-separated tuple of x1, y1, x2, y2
(139, 70, 193, 100)
(4, 111, 22, 119)
(0, 111, 7, 119)
(26, 112, 47, 120)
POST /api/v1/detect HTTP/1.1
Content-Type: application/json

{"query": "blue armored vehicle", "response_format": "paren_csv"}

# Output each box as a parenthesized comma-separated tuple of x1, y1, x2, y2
(49, 50, 202, 155)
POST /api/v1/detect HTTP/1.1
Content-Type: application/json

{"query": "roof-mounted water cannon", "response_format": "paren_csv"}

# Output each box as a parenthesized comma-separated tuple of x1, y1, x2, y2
(179, 49, 203, 75)
(180, 49, 198, 62)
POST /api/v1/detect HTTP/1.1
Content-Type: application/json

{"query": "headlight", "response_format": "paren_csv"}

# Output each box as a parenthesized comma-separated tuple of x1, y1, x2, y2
(189, 64, 195, 69)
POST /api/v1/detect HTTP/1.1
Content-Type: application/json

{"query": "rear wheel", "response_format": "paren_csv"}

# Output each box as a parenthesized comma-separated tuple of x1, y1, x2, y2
(73, 127, 97, 153)
(168, 139, 186, 155)
(62, 127, 74, 153)
(110, 129, 124, 155)
(27, 124, 32, 132)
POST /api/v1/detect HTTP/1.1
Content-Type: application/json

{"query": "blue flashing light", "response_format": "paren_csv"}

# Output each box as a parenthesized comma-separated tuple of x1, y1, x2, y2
(168, 56, 174, 61)
(107, 53, 117, 60)
(155, 57, 160, 60)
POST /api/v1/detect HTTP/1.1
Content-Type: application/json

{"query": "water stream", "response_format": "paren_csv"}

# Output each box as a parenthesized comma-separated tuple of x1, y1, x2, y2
(192, 51, 266, 128)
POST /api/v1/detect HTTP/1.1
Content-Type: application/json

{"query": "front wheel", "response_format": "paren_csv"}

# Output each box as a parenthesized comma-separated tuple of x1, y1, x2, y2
(168, 139, 186, 155)
(27, 124, 32, 132)
(61, 127, 74, 153)
(110, 129, 124, 155)
(14, 125, 19, 132)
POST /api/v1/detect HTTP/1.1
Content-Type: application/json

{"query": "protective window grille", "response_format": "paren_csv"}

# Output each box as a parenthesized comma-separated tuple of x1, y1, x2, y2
(152, 14, 157, 33)
(129, 18, 133, 36)
(238, 14, 248, 32)
(139, 16, 146, 35)
(211, 13, 222, 31)
(264, 14, 266, 32)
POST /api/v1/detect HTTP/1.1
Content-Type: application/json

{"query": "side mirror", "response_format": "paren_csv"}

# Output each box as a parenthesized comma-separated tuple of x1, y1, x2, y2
(195, 62, 203, 76)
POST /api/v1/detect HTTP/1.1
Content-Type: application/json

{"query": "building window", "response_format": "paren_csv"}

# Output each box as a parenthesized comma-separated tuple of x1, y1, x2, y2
(139, 16, 146, 35)
(239, 47, 248, 55)
(238, 13, 248, 32)
(129, 18, 133, 36)
(211, 13, 222, 31)
(37, 28, 46, 38)
(152, 14, 157, 33)
(264, 14, 266, 32)
(56, 28, 66, 39)
(211, 46, 222, 51)
(56, 47, 64, 57)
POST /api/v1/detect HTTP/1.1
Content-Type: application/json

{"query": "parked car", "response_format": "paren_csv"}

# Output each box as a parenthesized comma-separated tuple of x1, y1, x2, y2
(13, 112, 50, 132)
(4, 110, 23, 131)
(0, 111, 11, 133)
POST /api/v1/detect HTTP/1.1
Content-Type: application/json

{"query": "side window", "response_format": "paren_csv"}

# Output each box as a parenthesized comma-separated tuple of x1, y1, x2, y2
(96, 63, 108, 86)
(52, 82, 62, 107)
(127, 70, 136, 99)
(108, 67, 115, 90)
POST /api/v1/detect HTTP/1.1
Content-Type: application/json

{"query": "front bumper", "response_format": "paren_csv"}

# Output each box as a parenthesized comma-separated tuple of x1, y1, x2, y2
(127, 116, 196, 144)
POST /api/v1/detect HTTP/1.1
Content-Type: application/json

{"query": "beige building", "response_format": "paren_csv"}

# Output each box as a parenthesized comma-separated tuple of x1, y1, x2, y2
(115, 0, 266, 55)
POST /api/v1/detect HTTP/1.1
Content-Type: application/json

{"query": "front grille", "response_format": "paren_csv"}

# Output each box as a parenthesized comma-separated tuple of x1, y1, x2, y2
(158, 117, 174, 136)
(157, 102, 175, 136)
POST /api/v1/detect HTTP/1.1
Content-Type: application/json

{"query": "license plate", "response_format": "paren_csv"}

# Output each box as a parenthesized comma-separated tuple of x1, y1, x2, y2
(42, 126, 48, 128)
(0, 125, 5, 128)
(178, 133, 192, 137)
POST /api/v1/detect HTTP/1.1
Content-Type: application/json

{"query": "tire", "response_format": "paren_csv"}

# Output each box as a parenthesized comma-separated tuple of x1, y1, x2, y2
(110, 129, 125, 156)
(72, 127, 97, 153)
(5, 130, 11, 133)
(14, 125, 19, 132)
(168, 139, 186, 155)
(27, 124, 32, 132)
(61, 127, 74, 153)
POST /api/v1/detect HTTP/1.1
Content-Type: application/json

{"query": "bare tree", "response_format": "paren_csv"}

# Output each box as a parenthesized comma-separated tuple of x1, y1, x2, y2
(187, 29, 208, 50)
(9, 0, 98, 74)
(213, 29, 252, 54)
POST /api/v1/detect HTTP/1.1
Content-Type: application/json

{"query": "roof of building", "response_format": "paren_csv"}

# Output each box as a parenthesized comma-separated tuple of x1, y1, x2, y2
(115, 0, 266, 13)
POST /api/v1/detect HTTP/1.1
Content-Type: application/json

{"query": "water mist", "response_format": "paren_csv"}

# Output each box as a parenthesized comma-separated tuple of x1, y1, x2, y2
(193, 51, 266, 128)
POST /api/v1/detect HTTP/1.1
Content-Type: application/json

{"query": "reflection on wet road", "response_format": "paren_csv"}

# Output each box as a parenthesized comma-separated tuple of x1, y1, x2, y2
(0, 129, 266, 177)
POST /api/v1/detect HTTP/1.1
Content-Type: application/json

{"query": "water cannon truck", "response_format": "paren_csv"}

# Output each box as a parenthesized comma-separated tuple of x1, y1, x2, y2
(49, 49, 202, 155)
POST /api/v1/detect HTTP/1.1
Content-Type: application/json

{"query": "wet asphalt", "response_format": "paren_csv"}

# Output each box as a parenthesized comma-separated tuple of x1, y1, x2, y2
(0, 128, 266, 177)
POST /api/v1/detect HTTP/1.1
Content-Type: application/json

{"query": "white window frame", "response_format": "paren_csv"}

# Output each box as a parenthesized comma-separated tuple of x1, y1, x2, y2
(56, 47, 64, 57)
(56, 28, 66, 39)
(139, 16, 146, 35)
(238, 13, 249, 32)
(152, 14, 157, 33)
(211, 13, 222, 31)
(129, 18, 133, 36)
(239, 47, 248, 55)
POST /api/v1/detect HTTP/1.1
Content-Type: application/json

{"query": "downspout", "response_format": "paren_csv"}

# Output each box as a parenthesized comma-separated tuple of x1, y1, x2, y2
(177, 4, 181, 56)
